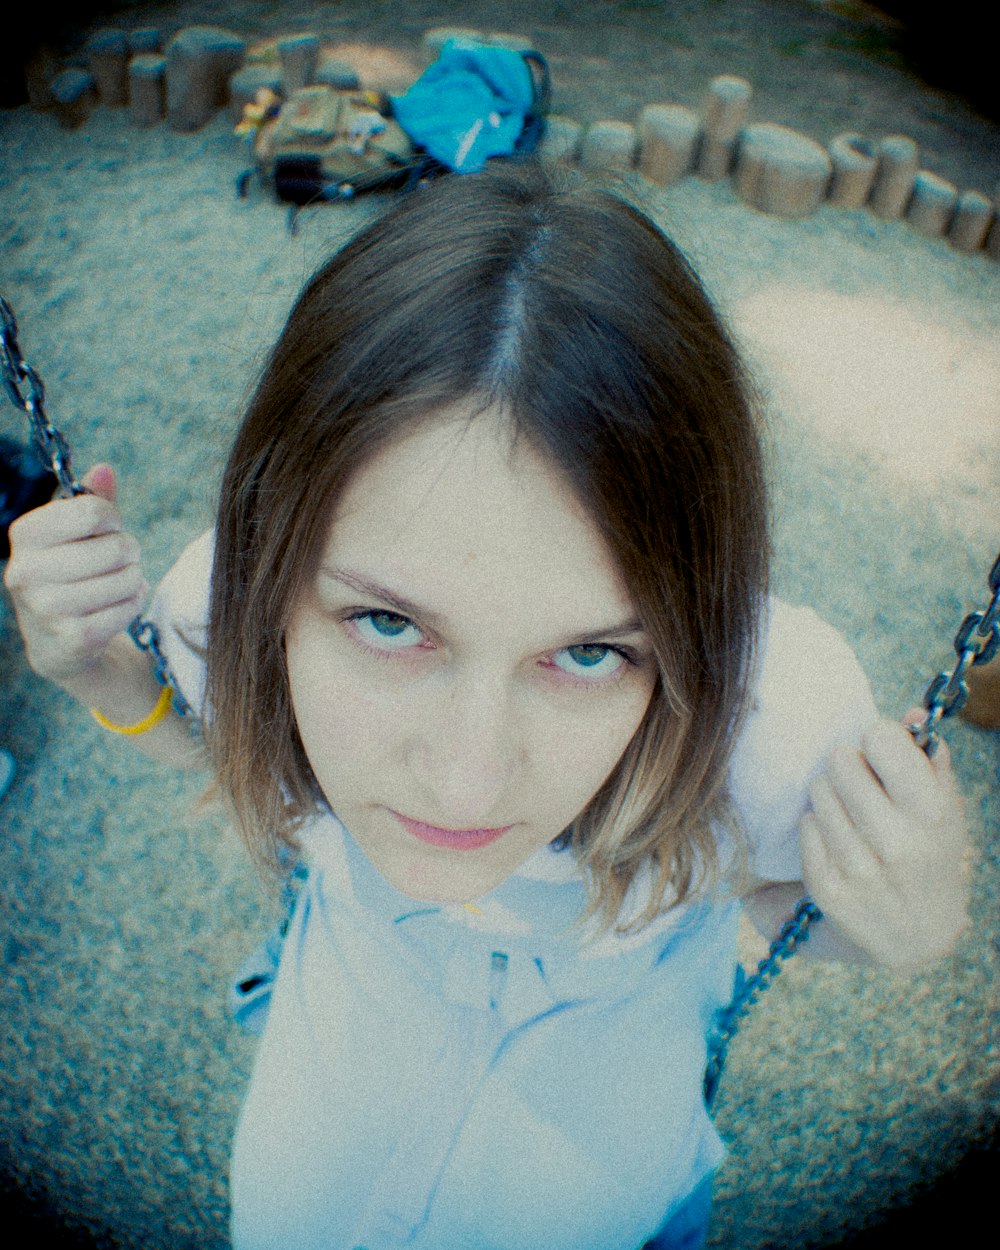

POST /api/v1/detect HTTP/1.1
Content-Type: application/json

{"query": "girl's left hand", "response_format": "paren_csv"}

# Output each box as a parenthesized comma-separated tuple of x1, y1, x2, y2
(799, 710, 971, 972)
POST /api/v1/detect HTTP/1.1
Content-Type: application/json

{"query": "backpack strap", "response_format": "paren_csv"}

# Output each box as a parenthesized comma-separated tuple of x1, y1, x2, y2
(515, 50, 551, 155)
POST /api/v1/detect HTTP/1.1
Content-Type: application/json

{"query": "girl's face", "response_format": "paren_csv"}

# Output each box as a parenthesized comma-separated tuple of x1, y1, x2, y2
(284, 406, 657, 902)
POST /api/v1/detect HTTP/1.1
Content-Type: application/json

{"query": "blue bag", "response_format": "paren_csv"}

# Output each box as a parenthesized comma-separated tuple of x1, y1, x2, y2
(389, 39, 550, 173)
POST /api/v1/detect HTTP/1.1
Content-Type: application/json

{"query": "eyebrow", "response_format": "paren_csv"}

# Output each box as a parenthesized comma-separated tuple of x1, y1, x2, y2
(320, 566, 647, 642)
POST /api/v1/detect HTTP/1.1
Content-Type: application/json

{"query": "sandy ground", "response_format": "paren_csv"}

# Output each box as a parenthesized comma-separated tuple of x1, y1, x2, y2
(1, 2, 998, 1247)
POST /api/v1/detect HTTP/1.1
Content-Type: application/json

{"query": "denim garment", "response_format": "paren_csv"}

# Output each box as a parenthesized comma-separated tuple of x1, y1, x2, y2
(642, 1173, 713, 1250)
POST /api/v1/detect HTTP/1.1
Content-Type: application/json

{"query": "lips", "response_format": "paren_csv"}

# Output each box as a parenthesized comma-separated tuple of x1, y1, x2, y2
(389, 810, 513, 851)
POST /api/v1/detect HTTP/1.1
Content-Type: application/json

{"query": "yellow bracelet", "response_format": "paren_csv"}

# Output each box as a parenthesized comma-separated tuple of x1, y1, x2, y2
(90, 685, 174, 736)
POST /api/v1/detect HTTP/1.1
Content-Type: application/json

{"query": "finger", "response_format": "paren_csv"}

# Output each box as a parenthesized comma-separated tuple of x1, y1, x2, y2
(902, 705, 926, 732)
(924, 738, 966, 842)
(806, 770, 875, 877)
(822, 743, 891, 832)
(29, 530, 142, 585)
(799, 809, 849, 906)
(927, 734, 954, 779)
(860, 718, 939, 812)
(30, 564, 148, 619)
(72, 597, 149, 654)
(900, 710, 957, 799)
(81, 463, 116, 503)
(5, 531, 141, 605)
(7, 491, 123, 550)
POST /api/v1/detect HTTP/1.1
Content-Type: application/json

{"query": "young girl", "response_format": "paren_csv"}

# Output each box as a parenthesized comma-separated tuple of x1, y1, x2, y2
(4, 165, 968, 1250)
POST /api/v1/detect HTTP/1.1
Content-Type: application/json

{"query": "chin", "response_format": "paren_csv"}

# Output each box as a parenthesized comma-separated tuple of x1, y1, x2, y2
(388, 847, 516, 905)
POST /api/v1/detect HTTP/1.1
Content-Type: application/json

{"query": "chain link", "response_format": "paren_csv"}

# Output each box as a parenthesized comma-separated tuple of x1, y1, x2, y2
(1, 294, 196, 723)
(1, 296, 84, 499)
(4, 295, 997, 1102)
(703, 897, 821, 1105)
(908, 553, 1000, 755)
(705, 550, 1000, 1104)
(127, 617, 195, 718)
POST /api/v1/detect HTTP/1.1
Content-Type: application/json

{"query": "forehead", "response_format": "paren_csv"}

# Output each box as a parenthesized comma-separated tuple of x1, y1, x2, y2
(318, 409, 634, 629)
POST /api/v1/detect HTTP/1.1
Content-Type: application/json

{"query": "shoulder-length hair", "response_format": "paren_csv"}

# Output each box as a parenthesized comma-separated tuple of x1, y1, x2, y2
(207, 163, 769, 934)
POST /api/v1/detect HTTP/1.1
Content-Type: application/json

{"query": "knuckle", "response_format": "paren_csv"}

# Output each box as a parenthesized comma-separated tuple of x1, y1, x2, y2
(810, 867, 847, 916)
(6, 509, 44, 555)
(79, 616, 111, 654)
(827, 743, 859, 780)
(33, 585, 70, 620)
(808, 770, 833, 805)
(6, 511, 28, 545)
(800, 814, 830, 871)
(121, 532, 142, 566)
(2, 559, 23, 592)
(861, 718, 901, 759)
(79, 494, 118, 535)
(120, 565, 145, 597)
(103, 529, 139, 569)
(108, 531, 130, 565)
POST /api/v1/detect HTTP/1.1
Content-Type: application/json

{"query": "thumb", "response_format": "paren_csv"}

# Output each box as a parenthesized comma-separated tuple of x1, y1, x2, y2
(904, 704, 956, 780)
(81, 463, 117, 503)
(929, 734, 954, 781)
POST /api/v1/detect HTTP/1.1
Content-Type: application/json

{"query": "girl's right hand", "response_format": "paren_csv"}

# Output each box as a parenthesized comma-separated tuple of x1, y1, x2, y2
(3, 464, 149, 692)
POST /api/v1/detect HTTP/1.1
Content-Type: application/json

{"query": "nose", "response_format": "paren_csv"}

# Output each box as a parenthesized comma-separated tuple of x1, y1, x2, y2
(409, 667, 522, 826)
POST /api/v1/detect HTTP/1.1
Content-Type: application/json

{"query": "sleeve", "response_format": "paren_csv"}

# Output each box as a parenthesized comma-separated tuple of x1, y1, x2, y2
(725, 598, 879, 882)
(144, 529, 214, 722)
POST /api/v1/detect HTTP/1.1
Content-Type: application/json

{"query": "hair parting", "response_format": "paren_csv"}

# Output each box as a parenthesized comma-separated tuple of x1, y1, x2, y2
(206, 163, 769, 932)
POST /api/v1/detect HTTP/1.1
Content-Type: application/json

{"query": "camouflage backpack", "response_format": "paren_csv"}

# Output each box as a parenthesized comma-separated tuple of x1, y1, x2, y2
(239, 85, 423, 205)
(235, 42, 550, 212)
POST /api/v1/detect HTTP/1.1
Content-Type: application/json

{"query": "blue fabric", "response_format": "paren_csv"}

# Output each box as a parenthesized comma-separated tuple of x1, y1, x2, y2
(228, 917, 285, 1034)
(230, 820, 739, 1250)
(642, 1173, 714, 1250)
(390, 39, 537, 172)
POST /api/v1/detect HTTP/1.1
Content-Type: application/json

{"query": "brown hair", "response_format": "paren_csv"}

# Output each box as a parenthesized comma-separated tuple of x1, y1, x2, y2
(207, 163, 769, 933)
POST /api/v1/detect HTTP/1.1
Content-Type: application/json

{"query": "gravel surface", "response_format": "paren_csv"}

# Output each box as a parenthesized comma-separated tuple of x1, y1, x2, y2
(1, 3, 997, 1246)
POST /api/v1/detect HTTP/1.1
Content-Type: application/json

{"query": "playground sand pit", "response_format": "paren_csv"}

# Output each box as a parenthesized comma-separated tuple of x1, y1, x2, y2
(1, 3, 997, 1247)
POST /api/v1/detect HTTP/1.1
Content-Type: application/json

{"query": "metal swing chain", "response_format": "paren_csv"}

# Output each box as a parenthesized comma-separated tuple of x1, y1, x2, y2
(702, 897, 820, 1106)
(908, 552, 1000, 753)
(5, 295, 998, 1099)
(0, 295, 195, 720)
(705, 550, 1000, 1106)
